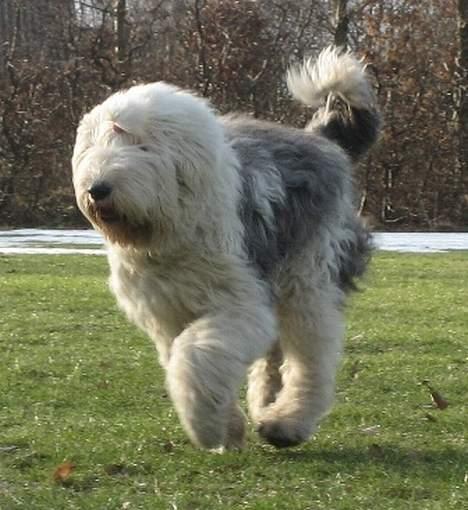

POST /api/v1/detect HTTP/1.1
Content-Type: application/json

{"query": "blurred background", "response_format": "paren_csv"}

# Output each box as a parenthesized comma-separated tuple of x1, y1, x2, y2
(0, 0, 467, 230)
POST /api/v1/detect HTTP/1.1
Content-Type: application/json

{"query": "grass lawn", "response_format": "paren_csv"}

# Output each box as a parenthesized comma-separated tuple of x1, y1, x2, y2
(0, 253, 467, 509)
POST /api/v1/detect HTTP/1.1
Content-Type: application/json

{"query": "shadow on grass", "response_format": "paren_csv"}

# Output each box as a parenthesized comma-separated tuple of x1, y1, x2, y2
(268, 444, 466, 476)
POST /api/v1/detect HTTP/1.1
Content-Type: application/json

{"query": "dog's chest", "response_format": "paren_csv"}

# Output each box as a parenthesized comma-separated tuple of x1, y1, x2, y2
(107, 251, 232, 341)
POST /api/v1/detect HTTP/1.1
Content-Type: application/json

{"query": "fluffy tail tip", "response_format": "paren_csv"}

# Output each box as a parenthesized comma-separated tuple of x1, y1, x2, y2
(287, 46, 380, 160)
(286, 46, 374, 109)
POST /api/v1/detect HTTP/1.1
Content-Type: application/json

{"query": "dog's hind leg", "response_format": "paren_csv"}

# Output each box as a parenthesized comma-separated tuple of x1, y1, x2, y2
(257, 283, 344, 448)
(246, 342, 283, 425)
(166, 303, 276, 450)
(225, 401, 247, 450)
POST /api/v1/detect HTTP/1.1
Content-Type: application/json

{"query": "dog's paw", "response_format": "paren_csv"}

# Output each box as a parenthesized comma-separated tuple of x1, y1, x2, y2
(209, 446, 226, 454)
(257, 419, 312, 448)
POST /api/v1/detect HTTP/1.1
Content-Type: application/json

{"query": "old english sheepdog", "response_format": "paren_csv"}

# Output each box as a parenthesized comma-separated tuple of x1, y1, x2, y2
(72, 47, 380, 450)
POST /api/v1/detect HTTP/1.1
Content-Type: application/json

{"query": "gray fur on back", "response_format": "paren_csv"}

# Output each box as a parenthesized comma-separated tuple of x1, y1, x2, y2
(223, 116, 372, 292)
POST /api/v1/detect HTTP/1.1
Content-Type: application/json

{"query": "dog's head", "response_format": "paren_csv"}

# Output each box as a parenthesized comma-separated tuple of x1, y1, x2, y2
(72, 82, 225, 248)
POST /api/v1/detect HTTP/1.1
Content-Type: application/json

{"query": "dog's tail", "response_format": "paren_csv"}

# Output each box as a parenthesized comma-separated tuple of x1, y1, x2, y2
(286, 46, 380, 161)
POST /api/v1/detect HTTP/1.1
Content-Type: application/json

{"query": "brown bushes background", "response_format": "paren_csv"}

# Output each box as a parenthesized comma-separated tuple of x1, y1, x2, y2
(0, 0, 467, 229)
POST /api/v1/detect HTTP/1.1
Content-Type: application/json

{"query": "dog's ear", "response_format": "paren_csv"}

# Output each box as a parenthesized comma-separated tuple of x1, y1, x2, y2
(112, 122, 127, 134)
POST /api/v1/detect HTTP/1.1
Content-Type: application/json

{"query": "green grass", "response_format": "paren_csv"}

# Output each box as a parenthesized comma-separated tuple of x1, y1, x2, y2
(0, 253, 467, 509)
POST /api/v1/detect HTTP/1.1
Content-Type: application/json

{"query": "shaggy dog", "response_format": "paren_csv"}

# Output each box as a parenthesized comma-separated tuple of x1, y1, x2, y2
(72, 47, 380, 450)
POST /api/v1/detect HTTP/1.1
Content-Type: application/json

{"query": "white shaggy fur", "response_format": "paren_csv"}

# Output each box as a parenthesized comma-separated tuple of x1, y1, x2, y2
(286, 46, 372, 108)
(72, 47, 379, 450)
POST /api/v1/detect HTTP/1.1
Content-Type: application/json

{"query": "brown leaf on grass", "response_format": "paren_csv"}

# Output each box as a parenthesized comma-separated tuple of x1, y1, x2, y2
(422, 380, 449, 410)
(430, 390, 449, 410)
(53, 461, 76, 483)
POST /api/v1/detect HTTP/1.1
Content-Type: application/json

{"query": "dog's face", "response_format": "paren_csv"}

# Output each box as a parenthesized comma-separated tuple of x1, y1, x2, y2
(72, 82, 224, 247)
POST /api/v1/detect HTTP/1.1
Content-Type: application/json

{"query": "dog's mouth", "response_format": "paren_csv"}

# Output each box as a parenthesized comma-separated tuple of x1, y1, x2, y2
(82, 194, 155, 247)
(95, 203, 120, 223)
(87, 197, 121, 224)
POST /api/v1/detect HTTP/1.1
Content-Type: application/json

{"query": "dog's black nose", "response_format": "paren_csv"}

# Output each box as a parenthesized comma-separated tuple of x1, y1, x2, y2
(88, 182, 112, 201)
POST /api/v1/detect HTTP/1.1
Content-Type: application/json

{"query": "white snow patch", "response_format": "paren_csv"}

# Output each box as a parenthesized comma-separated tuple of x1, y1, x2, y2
(0, 229, 468, 255)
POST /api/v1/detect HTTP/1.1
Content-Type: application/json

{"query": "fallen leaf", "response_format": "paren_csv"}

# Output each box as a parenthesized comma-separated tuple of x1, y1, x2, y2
(430, 390, 449, 410)
(422, 380, 449, 410)
(53, 461, 76, 483)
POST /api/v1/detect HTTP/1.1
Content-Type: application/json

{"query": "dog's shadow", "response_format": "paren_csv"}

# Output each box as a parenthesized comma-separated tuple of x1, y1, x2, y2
(261, 444, 466, 479)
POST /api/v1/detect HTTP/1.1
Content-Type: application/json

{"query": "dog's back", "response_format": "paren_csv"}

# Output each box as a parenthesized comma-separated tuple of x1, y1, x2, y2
(223, 47, 380, 292)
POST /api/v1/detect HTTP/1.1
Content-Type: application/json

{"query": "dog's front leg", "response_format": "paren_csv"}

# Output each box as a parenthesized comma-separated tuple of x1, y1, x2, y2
(166, 306, 276, 450)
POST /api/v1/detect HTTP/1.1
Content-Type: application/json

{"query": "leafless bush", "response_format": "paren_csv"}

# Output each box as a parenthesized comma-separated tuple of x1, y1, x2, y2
(0, 0, 465, 229)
